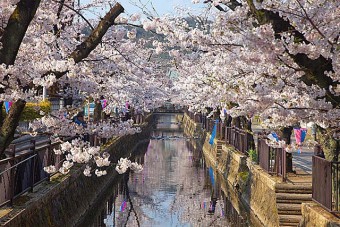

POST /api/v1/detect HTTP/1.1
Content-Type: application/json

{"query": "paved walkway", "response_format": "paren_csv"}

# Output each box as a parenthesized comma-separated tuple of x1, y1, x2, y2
(291, 147, 313, 175)
(252, 124, 314, 176)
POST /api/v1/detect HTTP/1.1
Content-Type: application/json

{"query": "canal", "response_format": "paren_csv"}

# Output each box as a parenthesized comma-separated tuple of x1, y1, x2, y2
(81, 114, 249, 227)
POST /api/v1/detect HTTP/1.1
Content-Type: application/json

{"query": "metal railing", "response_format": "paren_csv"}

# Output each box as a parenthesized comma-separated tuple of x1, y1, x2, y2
(185, 111, 287, 179)
(225, 127, 250, 155)
(312, 156, 340, 213)
(185, 111, 249, 155)
(218, 122, 225, 140)
(204, 119, 215, 133)
(0, 138, 64, 207)
(257, 138, 286, 181)
(0, 134, 102, 208)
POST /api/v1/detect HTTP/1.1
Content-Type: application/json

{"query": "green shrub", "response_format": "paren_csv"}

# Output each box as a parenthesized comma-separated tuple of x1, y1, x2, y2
(21, 101, 51, 121)
(248, 148, 258, 163)
(2, 101, 51, 121)
(238, 171, 249, 182)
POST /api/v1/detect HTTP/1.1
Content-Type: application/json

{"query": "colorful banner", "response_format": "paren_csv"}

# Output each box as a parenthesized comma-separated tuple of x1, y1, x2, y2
(267, 132, 279, 142)
(294, 128, 307, 145)
(120, 200, 127, 212)
(294, 128, 307, 154)
(101, 99, 107, 108)
(4, 101, 12, 113)
(209, 167, 215, 187)
(209, 119, 219, 145)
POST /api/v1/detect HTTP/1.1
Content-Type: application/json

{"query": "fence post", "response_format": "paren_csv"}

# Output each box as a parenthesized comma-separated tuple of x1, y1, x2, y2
(256, 133, 260, 165)
(9, 144, 16, 206)
(47, 139, 52, 181)
(30, 139, 36, 192)
(282, 149, 286, 182)
(95, 134, 99, 146)
(272, 148, 283, 176)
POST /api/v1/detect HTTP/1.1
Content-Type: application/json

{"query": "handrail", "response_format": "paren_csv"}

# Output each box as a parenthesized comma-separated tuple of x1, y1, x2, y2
(0, 117, 148, 208)
(0, 154, 38, 176)
(186, 110, 286, 180)
(0, 137, 68, 208)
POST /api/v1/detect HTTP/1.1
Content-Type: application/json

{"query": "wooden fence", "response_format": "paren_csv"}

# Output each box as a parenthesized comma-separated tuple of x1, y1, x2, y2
(257, 137, 286, 181)
(185, 110, 340, 210)
(186, 110, 285, 179)
(312, 156, 340, 213)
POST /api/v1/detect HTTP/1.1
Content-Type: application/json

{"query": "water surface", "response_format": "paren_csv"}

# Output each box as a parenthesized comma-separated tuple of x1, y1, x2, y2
(88, 114, 247, 227)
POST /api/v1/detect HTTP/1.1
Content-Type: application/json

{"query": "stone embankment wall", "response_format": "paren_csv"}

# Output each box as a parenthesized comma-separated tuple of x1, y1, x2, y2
(182, 114, 280, 227)
(300, 203, 340, 227)
(1, 115, 154, 227)
(183, 114, 340, 227)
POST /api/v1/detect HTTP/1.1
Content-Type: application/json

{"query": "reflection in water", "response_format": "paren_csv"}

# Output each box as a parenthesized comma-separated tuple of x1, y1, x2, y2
(89, 114, 248, 227)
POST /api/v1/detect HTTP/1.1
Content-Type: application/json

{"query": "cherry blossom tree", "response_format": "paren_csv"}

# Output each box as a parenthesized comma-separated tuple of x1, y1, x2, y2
(144, 0, 339, 159)
(0, 0, 171, 176)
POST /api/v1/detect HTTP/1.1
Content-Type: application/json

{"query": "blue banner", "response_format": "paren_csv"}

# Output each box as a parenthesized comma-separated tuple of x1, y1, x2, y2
(209, 167, 215, 187)
(209, 119, 218, 145)
(4, 101, 12, 114)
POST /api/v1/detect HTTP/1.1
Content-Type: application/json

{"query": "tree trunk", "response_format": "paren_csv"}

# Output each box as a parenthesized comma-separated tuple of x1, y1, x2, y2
(0, 0, 42, 65)
(0, 99, 26, 157)
(93, 100, 103, 123)
(279, 127, 294, 173)
(0, 101, 3, 128)
(231, 116, 241, 128)
(317, 128, 338, 161)
(246, 119, 255, 151)
(69, 3, 124, 64)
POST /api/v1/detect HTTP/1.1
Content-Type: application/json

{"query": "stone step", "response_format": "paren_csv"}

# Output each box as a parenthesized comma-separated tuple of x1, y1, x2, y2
(278, 209, 301, 215)
(276, 189, 312, 194)
(276, 199, 310, 204)
(277, 203, 302, 211)
(280, 223, 299, 227)
(276, 184, 312, 190)
(275, 184, 312, 194)
(279, 215, 301, 224)
(276, 193, 312, 201)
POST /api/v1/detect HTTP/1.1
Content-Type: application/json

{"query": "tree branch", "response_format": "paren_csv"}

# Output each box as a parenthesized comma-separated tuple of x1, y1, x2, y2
(69, 3, 124, 63)
(0, 101, 3, 128)
(0, 0, 42, 65)
(52, 0, 95, 31)
(46, 3, 124, 80)
(0, 99, 26, 157)
(244, 0, 339, 107)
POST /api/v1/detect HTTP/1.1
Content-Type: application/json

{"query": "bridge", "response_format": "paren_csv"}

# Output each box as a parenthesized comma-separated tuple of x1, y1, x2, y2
(152, 105, 184, 114)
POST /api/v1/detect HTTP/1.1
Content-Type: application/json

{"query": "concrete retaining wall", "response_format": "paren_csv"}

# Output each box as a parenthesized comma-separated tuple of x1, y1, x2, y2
(300, 202, 340, 227)
(1, 115, 154, 227)
(183, 113, 280, 227)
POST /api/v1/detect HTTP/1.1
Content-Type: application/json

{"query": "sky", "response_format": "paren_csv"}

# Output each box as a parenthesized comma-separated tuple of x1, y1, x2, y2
(117, 0, 207, 16)
(81, 0, 209, 19)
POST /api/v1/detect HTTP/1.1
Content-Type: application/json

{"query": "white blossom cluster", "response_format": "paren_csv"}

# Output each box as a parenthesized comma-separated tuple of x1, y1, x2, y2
(115, 157, 143, 174)
(44, 138, 141, 177)
(87, 119, 142, 139)
(143, 1, 340, 130)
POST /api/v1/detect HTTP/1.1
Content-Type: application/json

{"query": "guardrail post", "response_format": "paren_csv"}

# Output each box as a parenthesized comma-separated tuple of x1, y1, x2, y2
(275, 148, 279, 176)
(282, 149, 286, 182)
(30, 139, 36, 192)
(256, 133, 260, 164)
(95, 134, 99, 146)
(47, 139, 52, 181)
(9, 144, 16, 158)
(9, 144, 15, 206)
